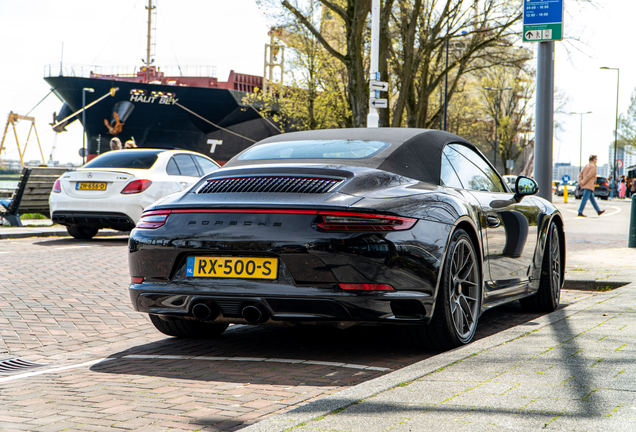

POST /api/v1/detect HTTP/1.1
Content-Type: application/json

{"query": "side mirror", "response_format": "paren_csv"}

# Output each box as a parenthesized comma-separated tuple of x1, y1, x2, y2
(515, 176, 539, 198)
(489, 176, 539, 209)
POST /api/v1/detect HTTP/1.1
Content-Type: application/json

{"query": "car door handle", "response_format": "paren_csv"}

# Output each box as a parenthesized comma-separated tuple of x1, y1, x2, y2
(486, 215, 501, 228)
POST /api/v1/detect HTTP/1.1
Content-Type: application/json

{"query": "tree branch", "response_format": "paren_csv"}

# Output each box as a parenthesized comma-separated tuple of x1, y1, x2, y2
(282, 0, 346, 63)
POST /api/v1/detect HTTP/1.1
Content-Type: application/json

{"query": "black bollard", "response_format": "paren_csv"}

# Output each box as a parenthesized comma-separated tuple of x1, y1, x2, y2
(629, 195, 636, 248)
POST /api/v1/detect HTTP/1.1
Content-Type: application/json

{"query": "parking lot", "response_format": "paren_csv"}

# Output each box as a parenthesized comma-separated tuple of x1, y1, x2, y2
(0, 232, 602, 431)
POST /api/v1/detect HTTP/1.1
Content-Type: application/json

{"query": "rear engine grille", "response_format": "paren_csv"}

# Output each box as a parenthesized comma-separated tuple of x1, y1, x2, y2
(197, 177, 343, 194)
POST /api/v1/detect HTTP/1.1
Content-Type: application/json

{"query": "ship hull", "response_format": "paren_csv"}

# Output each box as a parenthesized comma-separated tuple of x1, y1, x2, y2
(45, 76, 281, 164)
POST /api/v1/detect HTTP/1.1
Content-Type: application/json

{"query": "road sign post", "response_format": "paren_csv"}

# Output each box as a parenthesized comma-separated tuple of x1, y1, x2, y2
(525, 0, 563, 203)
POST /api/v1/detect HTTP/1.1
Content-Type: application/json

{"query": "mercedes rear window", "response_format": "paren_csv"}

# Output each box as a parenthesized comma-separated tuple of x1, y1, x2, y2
(83, 150, 162, 169)
(238, 140, 390, 161)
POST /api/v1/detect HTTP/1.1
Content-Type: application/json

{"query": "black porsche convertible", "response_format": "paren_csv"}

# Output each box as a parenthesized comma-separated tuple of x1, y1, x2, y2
(128, 128, 565, 350)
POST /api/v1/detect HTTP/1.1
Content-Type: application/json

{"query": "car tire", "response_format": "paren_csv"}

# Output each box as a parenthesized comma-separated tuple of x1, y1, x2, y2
(149, 314, 229, 338)
(601, 196, 608, 200)
(402, 229, 481, 350)
(66, 225, 99, 240)
(520, 222, 562, 312)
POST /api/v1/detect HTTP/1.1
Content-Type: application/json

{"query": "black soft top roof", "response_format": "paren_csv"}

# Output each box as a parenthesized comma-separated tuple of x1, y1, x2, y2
(223, 128, 477, 185)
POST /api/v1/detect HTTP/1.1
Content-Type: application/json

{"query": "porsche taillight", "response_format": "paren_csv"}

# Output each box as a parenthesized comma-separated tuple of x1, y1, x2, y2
(136, 210, 171, 229)
(121, 179, 152, 194)
(52, 179, 61, 193)
(315, 211, 417, 231)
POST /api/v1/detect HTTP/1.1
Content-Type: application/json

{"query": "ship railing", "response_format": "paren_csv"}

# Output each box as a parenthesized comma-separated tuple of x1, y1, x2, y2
(44, 64, 218, 79)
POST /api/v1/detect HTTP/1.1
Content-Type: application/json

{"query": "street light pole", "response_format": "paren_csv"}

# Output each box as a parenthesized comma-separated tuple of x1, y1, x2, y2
(600, 67, 620, 187)
(569, 111, 592, 170)
(483, 87, 512, 171)
(82, 87, 94, 164)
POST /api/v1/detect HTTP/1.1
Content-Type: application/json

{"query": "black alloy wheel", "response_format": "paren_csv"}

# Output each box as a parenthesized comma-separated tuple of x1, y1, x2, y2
(66, 225, 99, 240)
(520, 221, 562, 312)
(149, 314, 229, 338)
(403, 229, 481, 350)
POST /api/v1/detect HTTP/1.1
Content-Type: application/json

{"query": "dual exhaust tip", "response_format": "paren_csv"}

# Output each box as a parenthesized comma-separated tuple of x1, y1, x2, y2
(191, 301, 269, 324)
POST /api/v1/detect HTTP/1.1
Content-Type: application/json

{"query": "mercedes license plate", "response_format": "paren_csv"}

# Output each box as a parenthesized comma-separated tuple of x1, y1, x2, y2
(186, 256, 278, 279)
(76, 182, 106, 191)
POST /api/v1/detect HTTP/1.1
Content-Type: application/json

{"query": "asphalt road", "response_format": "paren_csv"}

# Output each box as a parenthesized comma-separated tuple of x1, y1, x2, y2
(0, 199, 618, 431)
(553, 196, 631, 251)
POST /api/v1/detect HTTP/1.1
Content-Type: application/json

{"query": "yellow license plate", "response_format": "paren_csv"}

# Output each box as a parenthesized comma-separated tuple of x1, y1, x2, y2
(186, 256, 278, 279)
(76, 182, 106, 191)
(595, 184, 599, 187)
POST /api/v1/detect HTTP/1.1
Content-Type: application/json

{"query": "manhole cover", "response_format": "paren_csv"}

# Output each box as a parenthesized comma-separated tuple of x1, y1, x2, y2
(0, 358, 48, 374)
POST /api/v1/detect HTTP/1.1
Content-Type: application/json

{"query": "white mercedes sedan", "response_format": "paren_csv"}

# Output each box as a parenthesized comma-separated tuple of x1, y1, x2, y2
(50, 149, 220, 239)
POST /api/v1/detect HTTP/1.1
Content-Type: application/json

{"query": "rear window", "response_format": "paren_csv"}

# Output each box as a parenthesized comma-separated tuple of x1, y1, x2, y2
(83, 150, 162, 169)
(238, 140, 390, 161)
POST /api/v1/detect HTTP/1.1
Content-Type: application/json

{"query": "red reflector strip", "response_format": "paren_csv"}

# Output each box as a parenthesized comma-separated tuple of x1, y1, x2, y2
(144, 209, 416, 231)
(131, 277, 144, 284)
(170, 209, 319, 215)
(339, 283, 394, 291)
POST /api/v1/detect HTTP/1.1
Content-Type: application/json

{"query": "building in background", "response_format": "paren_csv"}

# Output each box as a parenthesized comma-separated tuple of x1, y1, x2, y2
(553, 162, 609, 181)
(609, 145, 636, 179)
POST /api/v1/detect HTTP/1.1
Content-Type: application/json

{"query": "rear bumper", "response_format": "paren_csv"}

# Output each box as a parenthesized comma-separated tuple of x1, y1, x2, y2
(595, 189, 609, 197)
(52, 211, 136, 231)
(129, 283, 434, 325)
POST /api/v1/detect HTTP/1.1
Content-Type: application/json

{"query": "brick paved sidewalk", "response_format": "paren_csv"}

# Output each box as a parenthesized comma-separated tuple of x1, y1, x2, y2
(0, 236, 617, 432)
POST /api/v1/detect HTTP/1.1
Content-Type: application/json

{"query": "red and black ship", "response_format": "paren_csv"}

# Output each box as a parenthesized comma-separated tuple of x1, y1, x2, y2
(44, 1, 282, 164)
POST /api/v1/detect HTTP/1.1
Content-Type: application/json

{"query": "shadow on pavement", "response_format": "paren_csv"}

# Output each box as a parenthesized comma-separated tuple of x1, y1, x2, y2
(89, 302, 553, 386)
(33, 236, 129, 247)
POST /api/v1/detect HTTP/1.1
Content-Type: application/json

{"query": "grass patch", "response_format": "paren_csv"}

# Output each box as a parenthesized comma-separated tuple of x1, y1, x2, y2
(20, 213, 48, 220)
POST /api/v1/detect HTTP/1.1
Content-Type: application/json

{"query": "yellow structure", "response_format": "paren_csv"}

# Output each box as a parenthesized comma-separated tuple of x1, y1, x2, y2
(0, 111, 46, 168)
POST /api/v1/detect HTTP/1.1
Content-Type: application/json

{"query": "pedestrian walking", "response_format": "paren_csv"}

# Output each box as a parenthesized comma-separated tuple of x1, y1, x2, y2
(630, 177, 635, 198)
(578, 155, 605, 217)
(619, 176, 627, 199)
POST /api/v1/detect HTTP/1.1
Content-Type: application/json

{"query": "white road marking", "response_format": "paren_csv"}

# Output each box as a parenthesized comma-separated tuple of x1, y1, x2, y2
(0, 358, 112, 383)
(562, 206, 620, 219)
(54, 245, 94, 250)
(123, 354, 391, 371)
(0, 344, 390, 383)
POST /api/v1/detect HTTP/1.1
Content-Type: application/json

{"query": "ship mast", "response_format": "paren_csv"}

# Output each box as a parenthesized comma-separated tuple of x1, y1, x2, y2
(145, 0, 156, 67)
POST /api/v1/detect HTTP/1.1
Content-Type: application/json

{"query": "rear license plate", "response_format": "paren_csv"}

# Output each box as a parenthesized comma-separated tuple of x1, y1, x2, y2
(76, 182, 106, 191)
(595, 184, 599, 187)
(186, 256, 278, 279)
